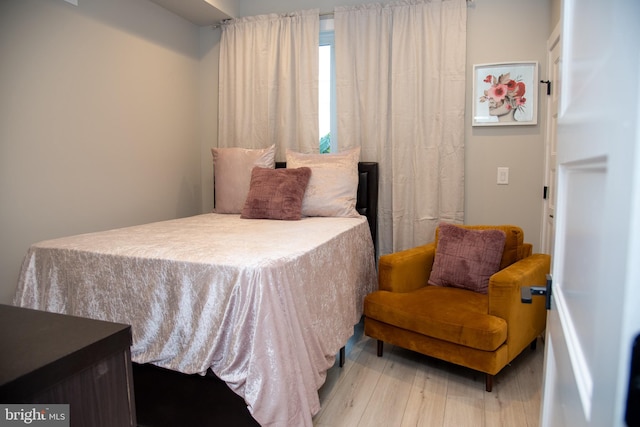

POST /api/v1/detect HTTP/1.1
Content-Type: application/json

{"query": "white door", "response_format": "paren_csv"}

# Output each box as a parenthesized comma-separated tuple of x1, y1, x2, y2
(540, 23, 560, 257)
(540, 1, 640, 426)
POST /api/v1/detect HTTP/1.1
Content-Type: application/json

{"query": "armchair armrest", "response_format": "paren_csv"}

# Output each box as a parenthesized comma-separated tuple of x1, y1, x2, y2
(488, 253, 551, 359)
(378, 243, 436, 293)
(520, 243, 533, 259)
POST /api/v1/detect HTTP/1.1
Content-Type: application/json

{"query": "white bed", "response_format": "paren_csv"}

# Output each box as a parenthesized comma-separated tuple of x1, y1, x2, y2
(13, 157, 379, 426)
(14, 213, 376, 426)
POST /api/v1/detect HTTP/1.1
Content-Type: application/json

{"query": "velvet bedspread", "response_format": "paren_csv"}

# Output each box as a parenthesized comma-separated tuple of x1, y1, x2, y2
(14, 213, 377, 426)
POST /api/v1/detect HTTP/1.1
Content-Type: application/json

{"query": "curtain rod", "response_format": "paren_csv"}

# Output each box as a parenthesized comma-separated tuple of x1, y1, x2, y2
(215, 0, 474, 28)
(320, 0, 474, 17)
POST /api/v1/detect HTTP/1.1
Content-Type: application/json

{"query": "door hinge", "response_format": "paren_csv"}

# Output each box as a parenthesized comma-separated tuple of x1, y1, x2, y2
(543, 186, 548, 199)
(540, 80, 551, 95)
(521, 274, 552, 310)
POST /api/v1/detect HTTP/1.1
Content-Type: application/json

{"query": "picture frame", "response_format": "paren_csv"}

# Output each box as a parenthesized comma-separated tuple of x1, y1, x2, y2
(472, 61, 538, 126)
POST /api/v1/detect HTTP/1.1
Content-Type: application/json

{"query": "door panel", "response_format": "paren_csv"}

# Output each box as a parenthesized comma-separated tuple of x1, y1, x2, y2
(542, 309, 586, 426)
(540, 0, 640, 426)
(559, 161, 605, 380)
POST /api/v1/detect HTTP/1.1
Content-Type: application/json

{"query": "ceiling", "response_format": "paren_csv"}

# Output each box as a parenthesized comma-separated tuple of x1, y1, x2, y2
(148, 0, 233, 26)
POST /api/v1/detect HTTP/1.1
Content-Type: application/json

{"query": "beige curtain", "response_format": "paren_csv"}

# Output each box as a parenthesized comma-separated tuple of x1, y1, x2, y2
(218, 10, 319, 160)
(335, 0, 467, 254)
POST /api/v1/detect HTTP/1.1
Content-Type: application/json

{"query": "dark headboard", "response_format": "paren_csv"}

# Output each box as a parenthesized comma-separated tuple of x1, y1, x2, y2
(275, 162, 379, 249)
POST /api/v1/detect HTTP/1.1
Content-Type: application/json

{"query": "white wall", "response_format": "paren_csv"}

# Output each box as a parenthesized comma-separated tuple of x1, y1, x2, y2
(465, 0, 551, 250)
(0, 0, 202, 303)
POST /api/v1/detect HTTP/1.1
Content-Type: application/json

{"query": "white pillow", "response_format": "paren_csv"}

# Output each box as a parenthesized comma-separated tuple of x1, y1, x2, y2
(211, 145, 276, 213)
(286, 147, 361, 218)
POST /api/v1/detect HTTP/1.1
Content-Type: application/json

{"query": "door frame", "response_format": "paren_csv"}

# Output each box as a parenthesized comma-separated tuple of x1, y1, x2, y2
(540, 22, 560, 257)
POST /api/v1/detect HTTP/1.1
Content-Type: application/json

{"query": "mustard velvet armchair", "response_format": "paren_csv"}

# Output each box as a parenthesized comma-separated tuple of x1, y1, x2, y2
(363, 225, 550, 391)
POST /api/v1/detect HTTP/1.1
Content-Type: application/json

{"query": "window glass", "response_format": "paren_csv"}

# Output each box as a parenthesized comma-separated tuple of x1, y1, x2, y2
(319, 18, 336, 153)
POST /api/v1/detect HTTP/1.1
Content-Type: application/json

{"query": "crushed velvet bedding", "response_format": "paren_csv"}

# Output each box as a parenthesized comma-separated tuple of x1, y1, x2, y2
(14, 213, 377, 426)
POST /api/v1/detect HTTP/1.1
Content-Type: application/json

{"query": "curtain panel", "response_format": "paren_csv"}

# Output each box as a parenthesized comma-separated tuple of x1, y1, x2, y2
(218, 10, 319, 160)
(335, 0, 467, 255)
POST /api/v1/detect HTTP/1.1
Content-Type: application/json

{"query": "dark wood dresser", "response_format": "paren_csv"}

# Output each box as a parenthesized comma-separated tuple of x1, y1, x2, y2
(0, 304, 136, 426)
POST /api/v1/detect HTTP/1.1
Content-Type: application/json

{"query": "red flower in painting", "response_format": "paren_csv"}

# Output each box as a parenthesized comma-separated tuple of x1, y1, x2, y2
(479, 70, 528, 117)
(488, 84, 508, 101)
(513, 81, 526, 97)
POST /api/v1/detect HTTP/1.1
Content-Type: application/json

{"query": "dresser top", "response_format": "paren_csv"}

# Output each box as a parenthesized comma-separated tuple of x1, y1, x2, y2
(0, 304, 131, 401)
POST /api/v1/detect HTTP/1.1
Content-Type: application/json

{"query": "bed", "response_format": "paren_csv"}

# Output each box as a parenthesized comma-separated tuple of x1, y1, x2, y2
(13, 150, 379, 427)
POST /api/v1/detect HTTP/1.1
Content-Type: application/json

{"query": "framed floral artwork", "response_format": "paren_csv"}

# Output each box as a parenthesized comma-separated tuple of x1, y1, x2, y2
(472, 61, 538, 126)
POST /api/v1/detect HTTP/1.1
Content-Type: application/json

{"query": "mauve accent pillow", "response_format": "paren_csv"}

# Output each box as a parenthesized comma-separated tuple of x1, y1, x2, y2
(285, 147, 360, 218)
(211, 145, 276, 214)
(428, 223, 506, 294)
(241, 167, 312, 220)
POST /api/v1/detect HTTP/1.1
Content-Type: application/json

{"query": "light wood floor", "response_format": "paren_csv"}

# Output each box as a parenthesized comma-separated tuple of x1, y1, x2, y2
(314, 320, 544, 427)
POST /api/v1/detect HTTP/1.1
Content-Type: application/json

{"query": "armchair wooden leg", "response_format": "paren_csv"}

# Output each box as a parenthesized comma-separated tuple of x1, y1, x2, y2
(339, 346, 345, 367)
(377, 340, 383, 357)
(485, 374, 493, 392)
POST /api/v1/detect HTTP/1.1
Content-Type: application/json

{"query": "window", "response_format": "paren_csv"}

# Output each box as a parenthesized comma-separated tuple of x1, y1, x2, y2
(319, 18, 336, 153)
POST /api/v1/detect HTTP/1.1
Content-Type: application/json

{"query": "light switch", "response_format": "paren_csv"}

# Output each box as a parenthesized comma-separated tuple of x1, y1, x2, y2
(497, 167, 509, 185)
